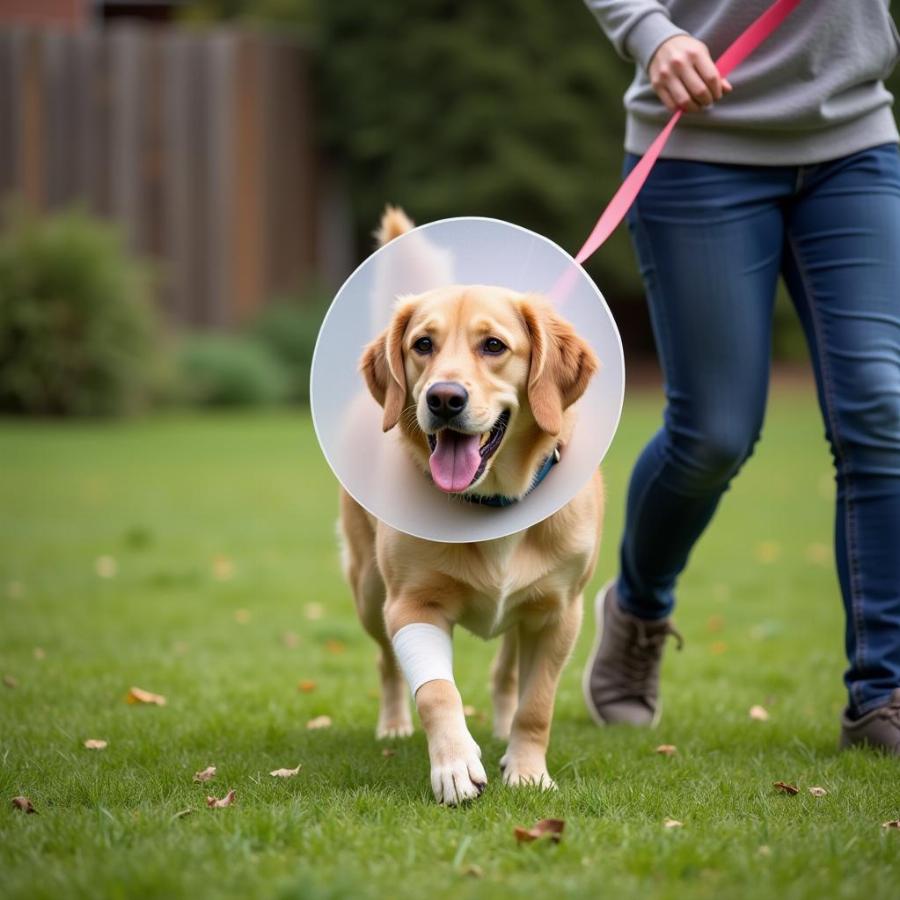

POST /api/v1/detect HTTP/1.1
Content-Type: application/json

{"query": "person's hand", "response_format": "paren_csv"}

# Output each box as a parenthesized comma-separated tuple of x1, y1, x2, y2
(648, 35, 733, 113)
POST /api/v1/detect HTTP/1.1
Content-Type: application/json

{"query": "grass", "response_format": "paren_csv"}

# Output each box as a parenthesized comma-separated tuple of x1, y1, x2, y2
(1, 384, 899, 900)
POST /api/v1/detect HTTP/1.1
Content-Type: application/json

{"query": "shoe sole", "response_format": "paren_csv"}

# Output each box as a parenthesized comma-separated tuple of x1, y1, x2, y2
(581, 578, 662, 729)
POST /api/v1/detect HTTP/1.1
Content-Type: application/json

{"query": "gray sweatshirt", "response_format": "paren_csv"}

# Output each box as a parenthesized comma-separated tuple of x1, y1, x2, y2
(584, 0, 900, 164)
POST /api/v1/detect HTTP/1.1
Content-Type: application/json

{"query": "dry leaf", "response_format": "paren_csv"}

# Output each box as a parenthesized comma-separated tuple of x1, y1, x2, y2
(173, 641, 190, 656)
(282, 631, 300, 649)
(655, 744, 677, 756)
(513, 818, 565, 844)
(193, 766, 216, 783)
(663, 818, 683, 829)
(298, 680, 317, 693)
(270, 764, 302, 778)
(6, 580, 24, 599)
(749, 705, 770, 721)
(95, 555, 118, 578)
(809, 786, 828, 797)
(83, 739, 107, 750)
(306, 715, 332, 730)
(706, 614, 725, 633)
(710, 641, 728, 655)
(3, 674, 18, 689)
(171, 808, 193, 820)
(774, 781, 800, 795)
(12, 796, 37, 813)
(882, 820, 900, 829)
(305, 602, 324, 621)
(755, 541, 781, 564)
(234, 608, 251, 624)
(382, 748, 396, 758)
(462, 864, 484, 878)
(33, 647, 46, 661)
(126, 686, 167, 706)
(324, 639, 345, 655)
(211, 555, 234, 581)
(757, 845, 772, 857)
(805, 543, 829, 566)
(206, 789, 236, 809)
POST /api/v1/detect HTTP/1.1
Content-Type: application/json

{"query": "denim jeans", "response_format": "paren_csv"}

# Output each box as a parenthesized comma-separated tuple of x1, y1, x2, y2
(618, 142, 900, 716)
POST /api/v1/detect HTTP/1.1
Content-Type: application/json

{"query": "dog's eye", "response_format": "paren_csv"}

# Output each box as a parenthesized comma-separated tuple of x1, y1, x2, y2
(482, 337, 507, 355)
(412, 336, 433, 355)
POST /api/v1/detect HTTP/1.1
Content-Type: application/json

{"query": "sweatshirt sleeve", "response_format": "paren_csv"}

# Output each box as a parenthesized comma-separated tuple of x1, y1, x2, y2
(583, 1, 687, 70)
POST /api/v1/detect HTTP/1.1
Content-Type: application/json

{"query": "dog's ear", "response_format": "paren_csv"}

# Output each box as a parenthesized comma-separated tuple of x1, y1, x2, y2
(520, 297, 599, 437)
(359, 303, 414, 432)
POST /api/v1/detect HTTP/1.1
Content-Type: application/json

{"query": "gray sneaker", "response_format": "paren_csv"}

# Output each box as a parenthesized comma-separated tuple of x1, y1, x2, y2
(840, 688, 900, 755)
(582, 580, 683, 727)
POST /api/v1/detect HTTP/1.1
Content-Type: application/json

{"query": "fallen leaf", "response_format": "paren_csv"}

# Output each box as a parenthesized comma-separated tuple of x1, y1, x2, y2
(655, 744, 677, 756)
(83, 739, 108, 750)
(663, 818, 683, 829)
(706, 615, 725, 633)
(305, 602, 324, 621)
(757, 845, 772, 857)
(306, 715, 332, 730)
(234, 608, 251, 624)
(774, 781, 799, 795)
(809, 786, 828, 797)
(270, 764, 302, 778)
(95, 555, 118, 578)
(12, 796, 36, 813)
(206, 789, 236, 809)
(126, 686, 167, 706)
(513, 818, 565, 844)
(754, 541, 781, 564)
(749, 705, 770, 721)
(6, 580, 24, 599)
(170, 808, 193, 820)
(298, 680, 317, 693)
(193, 766, 216, 783)
(805, 543, 829, 566)
(382, 748, 396, 758)
(173, 641, 190, 656)
(282, 631, 300, 649)
(324, 639, 345, 655)
(882, 820, 900, 829)
(462, 864, 484, 878)
(33, 647, 46, 661)
(710, 641, 728, 655)
(3, 674, 18, 689)
(211, 555, 234, 581)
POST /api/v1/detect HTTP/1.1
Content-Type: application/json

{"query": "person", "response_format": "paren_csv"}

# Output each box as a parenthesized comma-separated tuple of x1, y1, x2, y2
(582, 0, 900, 753)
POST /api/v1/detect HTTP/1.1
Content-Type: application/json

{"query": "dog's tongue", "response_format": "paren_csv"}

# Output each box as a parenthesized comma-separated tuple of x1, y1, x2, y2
(429, 430, 482, 493)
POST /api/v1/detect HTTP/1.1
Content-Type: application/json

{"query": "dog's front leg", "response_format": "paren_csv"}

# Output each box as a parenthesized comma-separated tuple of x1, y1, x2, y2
(502, 594, 583, 790)
(385, 603, 486, 806)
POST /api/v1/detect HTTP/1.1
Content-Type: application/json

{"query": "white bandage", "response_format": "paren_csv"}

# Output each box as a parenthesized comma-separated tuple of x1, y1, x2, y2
(391, 623, 454, 697)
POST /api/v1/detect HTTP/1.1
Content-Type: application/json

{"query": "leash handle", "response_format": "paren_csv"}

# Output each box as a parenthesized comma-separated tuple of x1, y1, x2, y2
(568, 0, 805, 271)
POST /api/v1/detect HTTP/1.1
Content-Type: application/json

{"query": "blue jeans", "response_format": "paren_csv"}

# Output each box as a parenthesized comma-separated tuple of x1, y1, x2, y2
(618, 142, 900, 717)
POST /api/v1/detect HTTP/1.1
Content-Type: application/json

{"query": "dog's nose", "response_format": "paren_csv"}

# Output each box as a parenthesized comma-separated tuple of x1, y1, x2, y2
(426, 381, 468, 421)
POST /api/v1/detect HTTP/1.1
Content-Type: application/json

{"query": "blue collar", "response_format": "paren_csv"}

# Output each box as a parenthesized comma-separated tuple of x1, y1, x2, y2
(461, 447, 560, 508)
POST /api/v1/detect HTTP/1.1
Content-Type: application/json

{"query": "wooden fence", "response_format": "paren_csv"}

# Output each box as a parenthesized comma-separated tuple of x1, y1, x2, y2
(0, 24, 352, 327)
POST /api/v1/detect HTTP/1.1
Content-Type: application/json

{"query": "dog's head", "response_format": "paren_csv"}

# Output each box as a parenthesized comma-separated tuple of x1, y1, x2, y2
(359, 285, 598, 499)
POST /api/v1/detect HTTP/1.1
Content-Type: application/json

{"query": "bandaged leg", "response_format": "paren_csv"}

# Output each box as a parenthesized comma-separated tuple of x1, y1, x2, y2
(390, 622, 486, 805)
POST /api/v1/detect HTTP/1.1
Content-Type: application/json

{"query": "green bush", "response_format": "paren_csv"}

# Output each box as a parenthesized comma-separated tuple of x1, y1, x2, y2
(249, 294, 330, 404)
(0, 207, 160, 417)
(176, 334, 290, 407)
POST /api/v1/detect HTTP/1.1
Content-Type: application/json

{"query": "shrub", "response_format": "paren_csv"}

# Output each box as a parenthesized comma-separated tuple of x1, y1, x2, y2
(176, 334, 290, 407)
(0, 207, 160, 416)
(249, 293, 331, 404)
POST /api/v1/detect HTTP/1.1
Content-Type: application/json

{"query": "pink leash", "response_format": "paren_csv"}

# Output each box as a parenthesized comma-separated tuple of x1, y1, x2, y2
(553, 0, 804, 297)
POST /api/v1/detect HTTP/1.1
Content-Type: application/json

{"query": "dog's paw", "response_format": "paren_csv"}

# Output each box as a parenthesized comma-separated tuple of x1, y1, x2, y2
(376, 718, 413, 740)
(499, 752, 556, 791)
(430, 738, 487, 806)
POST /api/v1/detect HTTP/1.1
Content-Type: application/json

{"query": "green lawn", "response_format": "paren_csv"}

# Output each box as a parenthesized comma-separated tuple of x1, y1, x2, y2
(2, 384, 898, 900)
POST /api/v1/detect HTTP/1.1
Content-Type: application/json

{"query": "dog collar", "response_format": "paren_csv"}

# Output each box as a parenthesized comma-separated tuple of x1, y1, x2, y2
(462, 447, 561, 508)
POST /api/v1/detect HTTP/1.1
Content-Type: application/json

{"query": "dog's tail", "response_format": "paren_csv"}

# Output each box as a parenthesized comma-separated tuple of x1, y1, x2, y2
(375, 205, 414, 247)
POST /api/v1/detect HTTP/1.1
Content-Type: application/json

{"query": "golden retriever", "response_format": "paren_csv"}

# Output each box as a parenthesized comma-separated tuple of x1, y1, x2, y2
(339, 208, 604, 804)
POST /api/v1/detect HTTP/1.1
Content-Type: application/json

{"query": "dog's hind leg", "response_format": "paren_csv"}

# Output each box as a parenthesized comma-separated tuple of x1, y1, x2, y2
(339, 492, 413, 739)
(490, 629, 518, 740)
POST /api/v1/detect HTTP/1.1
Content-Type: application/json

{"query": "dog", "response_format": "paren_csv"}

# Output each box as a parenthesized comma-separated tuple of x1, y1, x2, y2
(339, 208, 604, 805)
